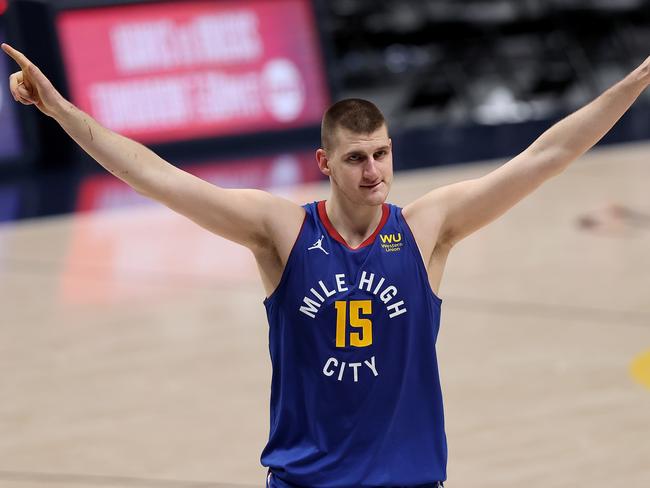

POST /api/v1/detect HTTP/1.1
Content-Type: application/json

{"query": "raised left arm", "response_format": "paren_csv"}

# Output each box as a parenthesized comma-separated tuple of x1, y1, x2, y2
(405, 56, 650, 253)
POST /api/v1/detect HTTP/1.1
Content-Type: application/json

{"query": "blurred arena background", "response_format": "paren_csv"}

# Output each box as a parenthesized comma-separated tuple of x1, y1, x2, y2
(1, 1, 649, 487)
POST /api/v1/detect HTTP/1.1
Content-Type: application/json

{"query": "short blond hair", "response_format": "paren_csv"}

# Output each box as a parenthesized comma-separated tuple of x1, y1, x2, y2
(321, 98, 386, 150)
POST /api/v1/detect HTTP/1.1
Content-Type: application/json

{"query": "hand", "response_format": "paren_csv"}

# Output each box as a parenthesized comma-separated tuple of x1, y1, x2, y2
(1, 42, 66, 117)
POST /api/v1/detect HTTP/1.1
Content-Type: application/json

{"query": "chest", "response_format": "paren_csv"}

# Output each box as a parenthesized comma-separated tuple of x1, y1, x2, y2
(288, 233, 419, 317)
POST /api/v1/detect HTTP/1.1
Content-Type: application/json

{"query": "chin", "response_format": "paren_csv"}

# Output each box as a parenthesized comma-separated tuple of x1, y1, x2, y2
(360, 189, 388, 206)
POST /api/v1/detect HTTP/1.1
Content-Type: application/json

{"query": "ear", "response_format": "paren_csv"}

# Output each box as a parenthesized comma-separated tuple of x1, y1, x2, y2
(316, 148, 331, 176)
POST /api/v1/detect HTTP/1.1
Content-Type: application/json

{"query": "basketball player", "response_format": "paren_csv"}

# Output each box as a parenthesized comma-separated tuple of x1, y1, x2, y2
(4, 42, 650, 487)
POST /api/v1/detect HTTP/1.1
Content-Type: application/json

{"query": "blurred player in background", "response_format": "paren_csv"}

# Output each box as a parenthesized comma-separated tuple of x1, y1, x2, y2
(4, 42, 649, 487)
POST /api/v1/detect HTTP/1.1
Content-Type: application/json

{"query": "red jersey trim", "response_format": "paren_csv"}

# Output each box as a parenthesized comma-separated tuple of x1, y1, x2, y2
(317, 200, 390, 250)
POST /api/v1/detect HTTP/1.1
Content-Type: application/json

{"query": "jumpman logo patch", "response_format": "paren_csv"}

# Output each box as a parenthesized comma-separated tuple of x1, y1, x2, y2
(308, 235, 329, 255)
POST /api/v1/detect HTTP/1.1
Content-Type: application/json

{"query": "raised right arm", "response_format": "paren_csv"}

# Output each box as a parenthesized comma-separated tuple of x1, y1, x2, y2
(2, 43, 304, 254)
(54, 103, 304, 250)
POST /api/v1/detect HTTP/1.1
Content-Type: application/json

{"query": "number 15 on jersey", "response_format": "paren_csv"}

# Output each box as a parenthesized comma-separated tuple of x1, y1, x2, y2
(334, 300, 373, 348)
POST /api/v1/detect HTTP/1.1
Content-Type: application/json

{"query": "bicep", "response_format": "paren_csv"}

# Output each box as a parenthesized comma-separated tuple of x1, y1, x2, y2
(140, 161, 303, 250)
(416, 150, 556, 247)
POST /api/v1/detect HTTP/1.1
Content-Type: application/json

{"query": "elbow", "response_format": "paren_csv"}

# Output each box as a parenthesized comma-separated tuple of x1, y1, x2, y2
(134, 186, 151, 199)
(131, 179, 159, 200)
(530, 146, 576, 179)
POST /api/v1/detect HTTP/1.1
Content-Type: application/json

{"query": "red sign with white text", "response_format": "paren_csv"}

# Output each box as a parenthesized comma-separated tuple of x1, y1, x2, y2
(56, 0, 329, 144)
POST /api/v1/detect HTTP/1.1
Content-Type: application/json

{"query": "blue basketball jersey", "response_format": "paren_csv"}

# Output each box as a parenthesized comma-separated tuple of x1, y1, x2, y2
(261, 201, 447, 488)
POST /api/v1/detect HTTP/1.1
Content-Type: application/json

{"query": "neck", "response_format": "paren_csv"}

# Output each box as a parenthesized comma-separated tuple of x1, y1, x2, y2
(325, 194, 384, 248)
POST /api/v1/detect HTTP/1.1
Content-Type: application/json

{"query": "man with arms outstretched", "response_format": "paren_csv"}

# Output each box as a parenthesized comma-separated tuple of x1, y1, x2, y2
(4, 42, 649, 488)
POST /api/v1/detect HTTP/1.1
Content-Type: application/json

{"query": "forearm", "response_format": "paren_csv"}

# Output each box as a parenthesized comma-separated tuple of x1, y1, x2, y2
(53, 100, 172, 197)
(527, 62, 649, 173)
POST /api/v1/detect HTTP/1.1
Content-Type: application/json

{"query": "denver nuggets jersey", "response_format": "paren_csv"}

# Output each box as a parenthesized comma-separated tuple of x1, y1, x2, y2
(261, 201, 446, 488)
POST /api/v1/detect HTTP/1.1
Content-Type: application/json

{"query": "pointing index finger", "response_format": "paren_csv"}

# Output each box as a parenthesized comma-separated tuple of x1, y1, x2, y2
(1, 43, 31, 70)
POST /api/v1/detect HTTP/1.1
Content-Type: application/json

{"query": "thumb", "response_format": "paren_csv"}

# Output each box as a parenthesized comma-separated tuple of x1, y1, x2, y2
(25, 63, 64, 112)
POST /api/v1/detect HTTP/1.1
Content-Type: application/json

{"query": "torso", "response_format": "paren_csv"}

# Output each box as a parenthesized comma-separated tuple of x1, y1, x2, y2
(260, 201, 449, 485)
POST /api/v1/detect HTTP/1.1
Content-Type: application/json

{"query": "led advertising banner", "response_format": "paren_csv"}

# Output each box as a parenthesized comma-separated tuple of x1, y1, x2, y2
(56, 0, 329, 145)
(0, 25, 25, 163)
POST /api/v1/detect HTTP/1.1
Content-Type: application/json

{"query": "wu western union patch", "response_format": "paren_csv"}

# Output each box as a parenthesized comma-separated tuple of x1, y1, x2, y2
(380, 233, 403, 252)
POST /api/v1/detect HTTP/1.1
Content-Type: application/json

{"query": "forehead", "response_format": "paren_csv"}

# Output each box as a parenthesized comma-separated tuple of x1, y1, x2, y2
(333, 125, 390, 153)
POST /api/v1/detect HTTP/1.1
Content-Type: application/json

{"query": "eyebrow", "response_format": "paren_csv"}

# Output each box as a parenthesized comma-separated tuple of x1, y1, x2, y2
(342, 145, 390, 158)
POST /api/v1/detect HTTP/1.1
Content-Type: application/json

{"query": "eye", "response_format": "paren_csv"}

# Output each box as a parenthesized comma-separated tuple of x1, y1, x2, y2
(347, 154, 363, 162)
(374, 150, 387, 159)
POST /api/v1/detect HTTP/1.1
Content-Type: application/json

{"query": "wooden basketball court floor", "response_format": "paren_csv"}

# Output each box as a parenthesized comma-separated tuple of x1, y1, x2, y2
(1, 142, 649, 488)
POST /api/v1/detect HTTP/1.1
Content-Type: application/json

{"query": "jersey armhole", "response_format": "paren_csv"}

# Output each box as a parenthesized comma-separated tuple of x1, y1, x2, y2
(263, 208, 308, 306)
(398, 207, 444, 306)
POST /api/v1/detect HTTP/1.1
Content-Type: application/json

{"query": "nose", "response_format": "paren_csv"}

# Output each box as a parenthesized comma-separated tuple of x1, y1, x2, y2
(362, 157, 381, 181)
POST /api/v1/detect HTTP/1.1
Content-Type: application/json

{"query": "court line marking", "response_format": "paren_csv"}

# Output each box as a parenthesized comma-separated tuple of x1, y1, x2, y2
(0, 469, 258, 487)
(449, 296, 650, 328)
(3, 260, 650, 328)
(1, 258, 224, 285)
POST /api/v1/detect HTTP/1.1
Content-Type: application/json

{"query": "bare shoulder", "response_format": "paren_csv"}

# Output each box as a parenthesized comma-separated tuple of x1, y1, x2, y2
(262, 195, 307, 257)
(402, 194, 452, 296)
(401, 190, 448, 261)
(253, 195, 306, 297)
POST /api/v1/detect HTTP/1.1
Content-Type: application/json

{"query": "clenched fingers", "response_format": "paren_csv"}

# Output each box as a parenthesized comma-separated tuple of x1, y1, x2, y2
(9, 72, 35, 104)
(17, 83, 35, 104)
